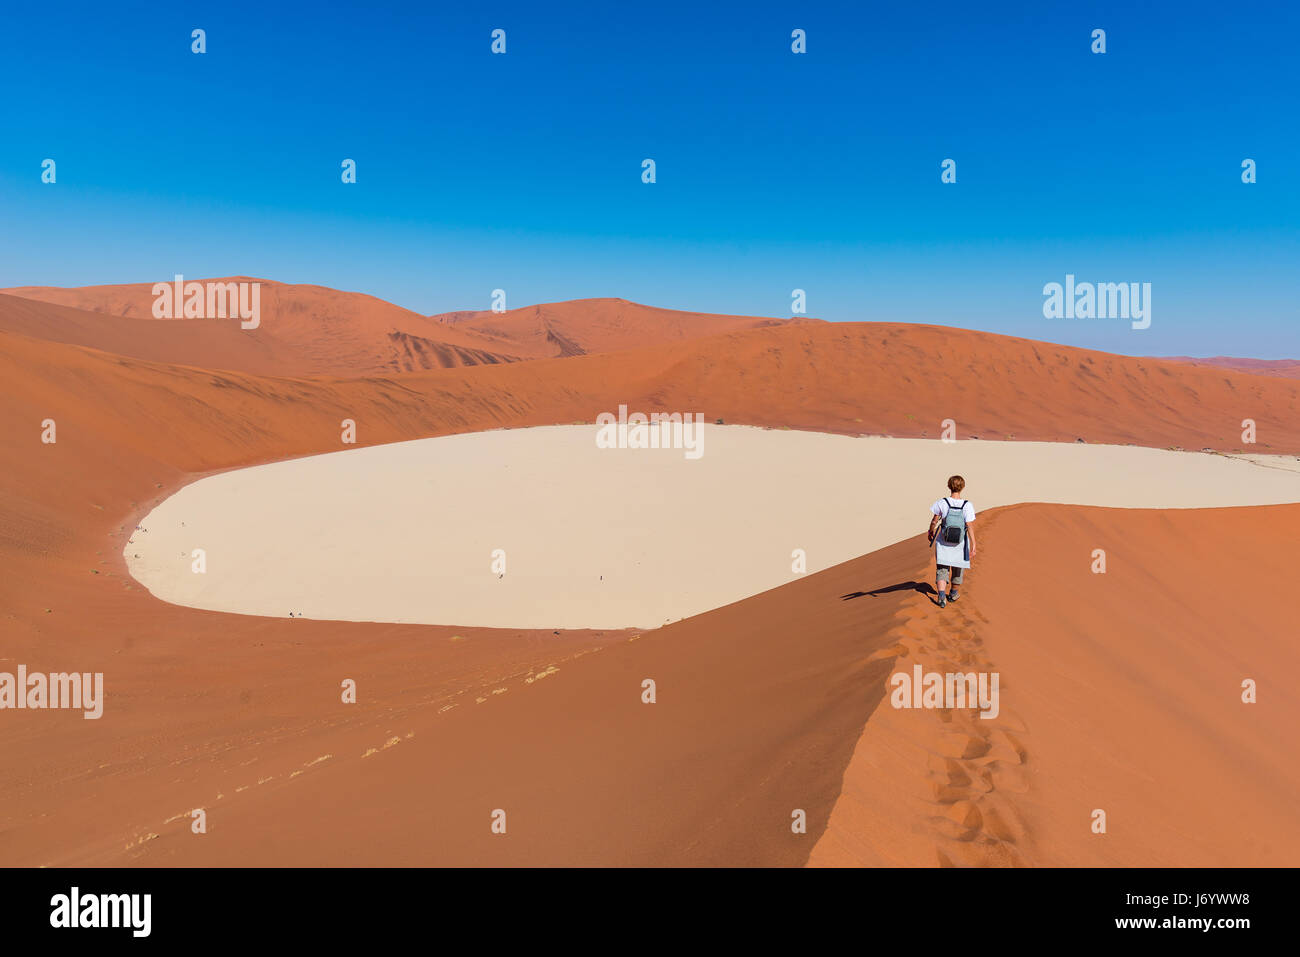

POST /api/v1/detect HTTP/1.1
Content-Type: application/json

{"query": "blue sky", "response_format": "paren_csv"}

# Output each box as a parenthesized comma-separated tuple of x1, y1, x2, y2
(1, 0, 1296, 356)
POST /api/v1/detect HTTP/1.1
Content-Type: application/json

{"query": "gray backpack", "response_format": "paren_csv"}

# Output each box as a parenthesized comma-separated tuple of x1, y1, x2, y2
(939, 498, 967, 545)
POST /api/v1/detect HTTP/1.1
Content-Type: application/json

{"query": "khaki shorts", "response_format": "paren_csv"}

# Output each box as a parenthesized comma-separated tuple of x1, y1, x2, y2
(936, 565, 965, 585)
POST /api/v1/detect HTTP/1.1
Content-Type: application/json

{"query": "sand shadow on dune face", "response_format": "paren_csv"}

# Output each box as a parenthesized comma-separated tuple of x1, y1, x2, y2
(842, 581, 933, 601)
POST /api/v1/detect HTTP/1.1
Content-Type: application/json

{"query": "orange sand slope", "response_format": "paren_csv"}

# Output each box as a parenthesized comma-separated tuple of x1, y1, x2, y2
(48, 536, 922, 867)
(811, 503, 1300, 867)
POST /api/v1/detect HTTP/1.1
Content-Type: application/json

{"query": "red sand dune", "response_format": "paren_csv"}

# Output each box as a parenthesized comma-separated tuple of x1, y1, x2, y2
(4, 294, 1300, 456)
(1, 282, 808, 375)
(1, 280, 527, 375)
(0, 292, 293, 377)
(2, 290, 1299, 866)
(811, 503, 1300, 867)
(431, 297, 810, 358)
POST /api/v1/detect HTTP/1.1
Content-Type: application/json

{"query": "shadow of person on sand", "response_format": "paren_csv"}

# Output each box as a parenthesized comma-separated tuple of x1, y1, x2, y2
(841, 581, 935, 602)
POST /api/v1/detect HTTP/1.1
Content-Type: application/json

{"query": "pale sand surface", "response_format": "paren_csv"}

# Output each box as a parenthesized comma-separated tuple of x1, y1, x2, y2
(124, 426, 1300, 629)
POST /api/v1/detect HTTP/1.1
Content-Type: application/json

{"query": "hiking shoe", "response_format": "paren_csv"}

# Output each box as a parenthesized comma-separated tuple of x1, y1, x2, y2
(937, 594, 947, 608)
(949, 590, 960, 602)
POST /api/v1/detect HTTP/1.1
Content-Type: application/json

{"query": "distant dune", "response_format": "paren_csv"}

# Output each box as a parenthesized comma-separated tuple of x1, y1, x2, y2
(1163, 355, 1300, 378)
(0, 280, 528, 375)
(430, 297, 810, 358)
(4, 292, 1300, 455)
(1, 281, 805, 375)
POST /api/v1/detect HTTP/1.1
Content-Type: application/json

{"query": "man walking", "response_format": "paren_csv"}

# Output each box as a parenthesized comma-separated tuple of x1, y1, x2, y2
(927, 475, 976, 608)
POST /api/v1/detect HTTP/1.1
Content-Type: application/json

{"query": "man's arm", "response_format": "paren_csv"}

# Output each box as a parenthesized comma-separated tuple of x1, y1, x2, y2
(966, 521, 976, 558)
(927, 514, 940, 543)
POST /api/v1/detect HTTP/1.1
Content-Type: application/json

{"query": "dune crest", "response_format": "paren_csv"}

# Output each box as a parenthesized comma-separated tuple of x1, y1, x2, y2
(429, 297, 809, 358)
(811, 503, 1300, 867)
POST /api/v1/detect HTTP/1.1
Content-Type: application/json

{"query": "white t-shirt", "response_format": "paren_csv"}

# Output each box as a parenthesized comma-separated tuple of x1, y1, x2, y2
(931, 497, 976, 568)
